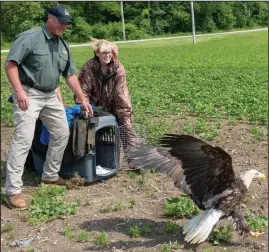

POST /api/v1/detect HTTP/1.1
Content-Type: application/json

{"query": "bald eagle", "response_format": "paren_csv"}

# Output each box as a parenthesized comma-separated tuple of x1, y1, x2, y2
(126, 134, 266, 244)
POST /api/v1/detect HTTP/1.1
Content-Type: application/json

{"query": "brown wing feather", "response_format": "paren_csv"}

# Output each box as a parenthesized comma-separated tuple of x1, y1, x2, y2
(126, 146, 184, 187)
(159, 134, 236, 207)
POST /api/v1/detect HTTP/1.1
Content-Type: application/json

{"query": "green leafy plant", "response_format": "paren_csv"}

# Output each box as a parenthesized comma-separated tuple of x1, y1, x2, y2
(63, 224, 75, 240)
(114, 202, 123, 211)
(170, 240, 181, 249)
(161, 241, 181, 252)
(128, 225, 140, 238)
(245, 210, 268, 231)
(183, 118, 219, 140)
(150, 168, 157, 173)
(78, 230, 89, 242)
(164, 196, 200, 218)
(250, 125, 267, 141)
(127, 223, 151, 238)
(94, 231, 109, 245)
(100, 202, 123, 213)
(141, 223, 151, 234)
(100, 202, 114, 213)
(161, 243, 171, 252)
(209, 223, 234, 245)
(28, 184, 80, 226)
(128, 199, 136, 208)
(128, 171, 140, 179)
(162, 221, 179, 234)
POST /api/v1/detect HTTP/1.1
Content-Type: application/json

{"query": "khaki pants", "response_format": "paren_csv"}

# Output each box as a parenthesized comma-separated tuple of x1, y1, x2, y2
(6, 86, 69, 195)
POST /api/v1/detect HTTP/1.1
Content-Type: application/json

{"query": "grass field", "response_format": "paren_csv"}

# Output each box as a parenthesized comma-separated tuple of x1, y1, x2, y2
(1, 31, 268, 251)
(1, 31, 267, 142)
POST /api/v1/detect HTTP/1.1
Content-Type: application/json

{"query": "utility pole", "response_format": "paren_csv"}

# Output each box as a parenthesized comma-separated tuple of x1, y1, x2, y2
(190, 1, 196, 44)
(121, 1, 126, 41)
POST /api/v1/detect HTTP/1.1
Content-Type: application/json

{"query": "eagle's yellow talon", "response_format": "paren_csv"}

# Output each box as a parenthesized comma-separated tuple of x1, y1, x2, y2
(250, 230, 265, 237)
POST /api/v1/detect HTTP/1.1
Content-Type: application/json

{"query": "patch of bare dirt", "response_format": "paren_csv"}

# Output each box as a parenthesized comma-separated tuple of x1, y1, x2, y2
(1, 118, 268, 252)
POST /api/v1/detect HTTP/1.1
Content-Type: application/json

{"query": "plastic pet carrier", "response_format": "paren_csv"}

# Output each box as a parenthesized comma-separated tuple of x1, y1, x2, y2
(31, 115, 122, 183)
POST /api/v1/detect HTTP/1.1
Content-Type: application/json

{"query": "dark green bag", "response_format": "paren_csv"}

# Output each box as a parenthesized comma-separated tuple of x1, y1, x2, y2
(72, 116, 98, 159)
(72, 106, 111, 159)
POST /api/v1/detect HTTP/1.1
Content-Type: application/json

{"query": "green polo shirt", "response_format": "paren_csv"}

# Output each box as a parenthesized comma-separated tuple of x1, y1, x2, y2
(6, 26, 77, 92)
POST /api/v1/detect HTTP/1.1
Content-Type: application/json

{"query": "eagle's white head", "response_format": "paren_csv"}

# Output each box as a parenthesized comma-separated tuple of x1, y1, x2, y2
(241, 169, 266, 189)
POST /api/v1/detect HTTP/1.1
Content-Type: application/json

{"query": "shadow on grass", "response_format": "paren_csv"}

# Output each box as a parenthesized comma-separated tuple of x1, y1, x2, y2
(80, 217, 186, 251)
(78, 217, 251, 252)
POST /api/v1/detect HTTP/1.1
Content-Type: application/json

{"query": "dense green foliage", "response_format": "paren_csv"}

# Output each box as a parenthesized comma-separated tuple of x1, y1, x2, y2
(1, 1, 268, 44)
(28, 184, 80, 225)
(1, 32, 267, 142)
(164, 196, 200, 218)
(245, 209, 268, 231)
(209, 223, 234, 244)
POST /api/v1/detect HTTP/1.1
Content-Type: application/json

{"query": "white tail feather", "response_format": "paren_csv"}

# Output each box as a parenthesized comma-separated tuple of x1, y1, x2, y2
(183, 211, 207, 234)
(183, 209, 223, 244)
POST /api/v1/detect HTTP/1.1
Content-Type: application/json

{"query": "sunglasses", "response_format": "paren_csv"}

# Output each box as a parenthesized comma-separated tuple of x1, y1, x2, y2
(99, 51, 112, 55)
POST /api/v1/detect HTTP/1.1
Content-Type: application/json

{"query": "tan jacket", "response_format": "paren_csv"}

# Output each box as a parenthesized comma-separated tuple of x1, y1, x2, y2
(75, 57, 132, 125)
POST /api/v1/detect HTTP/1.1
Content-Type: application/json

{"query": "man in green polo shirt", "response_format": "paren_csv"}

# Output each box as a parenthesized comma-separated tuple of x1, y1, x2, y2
(4, 5, 93, 209)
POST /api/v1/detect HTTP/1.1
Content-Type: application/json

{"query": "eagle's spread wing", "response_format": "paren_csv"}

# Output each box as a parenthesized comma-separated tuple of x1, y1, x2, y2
(159, 134, 236, 207)
(126, 146, 184, 187)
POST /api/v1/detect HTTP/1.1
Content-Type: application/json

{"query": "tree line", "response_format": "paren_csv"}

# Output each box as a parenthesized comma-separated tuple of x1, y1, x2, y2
(1, 1, 268, 43)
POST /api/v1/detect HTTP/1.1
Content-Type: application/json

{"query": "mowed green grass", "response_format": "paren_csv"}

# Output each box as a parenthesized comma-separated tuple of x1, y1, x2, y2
(1, 31, 267, 139)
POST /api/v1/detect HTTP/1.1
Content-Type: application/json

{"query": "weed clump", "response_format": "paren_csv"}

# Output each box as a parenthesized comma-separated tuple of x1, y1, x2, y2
(94, 232, 108, 245)
(28, 184, 80, 225)
(128, 225, 140, 238)
(78, 230, 89, 242)
(164, 195, 200, 218)
(245, 209, 268, 231)
(209, 223, 233, 245)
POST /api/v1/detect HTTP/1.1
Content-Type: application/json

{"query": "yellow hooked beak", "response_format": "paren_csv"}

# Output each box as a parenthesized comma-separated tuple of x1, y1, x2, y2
(261, 174, 267, 181)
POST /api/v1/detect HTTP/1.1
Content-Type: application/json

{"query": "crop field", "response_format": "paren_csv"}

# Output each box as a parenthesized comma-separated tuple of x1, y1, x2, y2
(1, 31, 268, 252)
(1, 31, 267, 141)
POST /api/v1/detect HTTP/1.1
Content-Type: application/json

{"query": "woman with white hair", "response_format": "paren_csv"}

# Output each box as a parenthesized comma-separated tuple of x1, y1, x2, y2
(75, 39, 133, 129)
